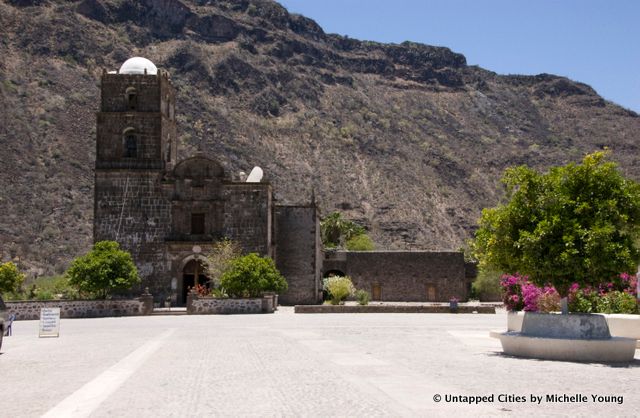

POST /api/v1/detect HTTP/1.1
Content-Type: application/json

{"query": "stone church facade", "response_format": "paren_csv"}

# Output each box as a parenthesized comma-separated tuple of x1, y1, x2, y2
(94, 57, 473, 306)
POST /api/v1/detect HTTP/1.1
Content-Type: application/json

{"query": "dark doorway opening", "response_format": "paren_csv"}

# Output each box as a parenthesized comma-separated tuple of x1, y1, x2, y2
(372, 283, 382, 301)
(182, 259, 209, 305)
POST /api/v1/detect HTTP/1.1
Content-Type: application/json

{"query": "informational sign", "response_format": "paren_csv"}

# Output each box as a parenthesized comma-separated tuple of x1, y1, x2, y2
(39, 307, 61, 338)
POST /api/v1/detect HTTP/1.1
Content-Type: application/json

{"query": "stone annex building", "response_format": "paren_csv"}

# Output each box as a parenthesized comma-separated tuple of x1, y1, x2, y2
(94, 57, 474, 306)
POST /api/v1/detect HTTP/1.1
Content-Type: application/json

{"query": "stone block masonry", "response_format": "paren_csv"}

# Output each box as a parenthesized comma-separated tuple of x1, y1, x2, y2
(6, 297, 153, 320)
(186, 294, 275, 314)
(323, 250, 472, 302)
(294, 304, 496, 314)
(275, 205, 321, 305)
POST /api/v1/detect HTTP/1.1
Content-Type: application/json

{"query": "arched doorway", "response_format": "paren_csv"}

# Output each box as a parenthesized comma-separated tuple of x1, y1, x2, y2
(182, 259, 209, 305)
(323, 270, 346, 278)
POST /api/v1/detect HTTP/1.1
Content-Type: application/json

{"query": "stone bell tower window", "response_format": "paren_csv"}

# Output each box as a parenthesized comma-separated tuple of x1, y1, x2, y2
(124, 132, 137, 158)
(125, 87, 137, 110)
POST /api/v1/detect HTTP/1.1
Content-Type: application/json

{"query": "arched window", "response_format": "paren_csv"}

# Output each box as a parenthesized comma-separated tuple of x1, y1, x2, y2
(125, 87, 137, 110)
(123, 128, 137, 158)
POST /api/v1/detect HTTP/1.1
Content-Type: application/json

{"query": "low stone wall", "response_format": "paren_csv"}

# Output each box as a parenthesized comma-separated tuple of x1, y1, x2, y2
(6, 296, 153, 320)
(187, 293, 275, 314)
(322, 251, 471, 302)
(294, 305, 496, 314)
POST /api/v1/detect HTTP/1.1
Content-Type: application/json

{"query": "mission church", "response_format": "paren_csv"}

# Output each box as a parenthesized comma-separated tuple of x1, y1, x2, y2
(94, 57, 473, 306)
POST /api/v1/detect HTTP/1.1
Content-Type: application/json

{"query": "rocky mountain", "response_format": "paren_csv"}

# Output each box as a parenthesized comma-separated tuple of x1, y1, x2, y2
(1, 0, 639, 276)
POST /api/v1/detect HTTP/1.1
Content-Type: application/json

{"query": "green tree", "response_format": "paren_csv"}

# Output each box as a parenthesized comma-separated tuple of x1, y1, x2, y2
(474, 151, 640, 298)
(220, 253, 287, 298)
(0, 261, 25, 294)
(321, 211, 368, 248)
(66, 241, 140, 299)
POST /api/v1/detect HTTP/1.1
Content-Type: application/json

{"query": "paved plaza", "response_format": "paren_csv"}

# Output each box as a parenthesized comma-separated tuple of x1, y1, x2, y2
(0, 309, 638, 417)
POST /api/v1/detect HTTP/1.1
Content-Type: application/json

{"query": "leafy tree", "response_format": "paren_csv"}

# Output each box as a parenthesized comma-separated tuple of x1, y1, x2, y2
(66, 241, 140, 299)
(0, 261, 25, 294)
(204, 239, 241, 287)
(474, 151, 640, 298)
(321, 211, 369, 248)
(220, 253, 287, 298)
(345, 234, 375, 251)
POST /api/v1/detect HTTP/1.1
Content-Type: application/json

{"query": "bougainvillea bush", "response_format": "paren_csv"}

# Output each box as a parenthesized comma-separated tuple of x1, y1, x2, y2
(501, 273, 638, 314)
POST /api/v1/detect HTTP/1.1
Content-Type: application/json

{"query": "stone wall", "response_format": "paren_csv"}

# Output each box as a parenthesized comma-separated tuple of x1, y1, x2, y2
(322, 251, 472, 302)
(6, 296, 153, 320)
(96, 72, 175, 170)
(94, 170, 172, 297)
(222, 183, 273, 256)
(101, 74, 164, 113)
(97, 113, 164, 163)
(187, 294, 274, 314)
(295, 305, 496, 314)
(275, 205, 321, 305)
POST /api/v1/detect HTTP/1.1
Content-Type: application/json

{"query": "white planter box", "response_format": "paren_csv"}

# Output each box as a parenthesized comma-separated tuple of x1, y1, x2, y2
(506, 311, 639, 347)
(494, 312, 637, 362)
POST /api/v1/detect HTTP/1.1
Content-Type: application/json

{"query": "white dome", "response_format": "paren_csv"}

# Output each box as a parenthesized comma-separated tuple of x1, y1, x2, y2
(119, 57, 158, 75)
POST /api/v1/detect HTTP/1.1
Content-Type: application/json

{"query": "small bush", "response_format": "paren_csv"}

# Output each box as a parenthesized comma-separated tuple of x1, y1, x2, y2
(34, 289, 54, 301)
(211, 287, 229, 298)
(31, 275, 78, 300)
(356, 289, 370, 305)
(191, 284, 209, 297)
(323, 276, 355, 305)
(595, 291, 638, 314)
(536, 289, 561, 313)
(500, 274, 526, 311)
(345, 234, 375, 251)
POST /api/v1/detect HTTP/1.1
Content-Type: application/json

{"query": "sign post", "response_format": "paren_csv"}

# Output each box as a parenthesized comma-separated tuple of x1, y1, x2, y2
(39, 307, 61, 338)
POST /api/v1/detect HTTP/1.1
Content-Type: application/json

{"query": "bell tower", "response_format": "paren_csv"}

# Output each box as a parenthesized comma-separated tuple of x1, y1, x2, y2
(96, 57, 176, 170)
(93, 57, 175, 295)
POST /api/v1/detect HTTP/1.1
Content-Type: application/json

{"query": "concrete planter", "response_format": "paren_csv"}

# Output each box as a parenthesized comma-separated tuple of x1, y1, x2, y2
(507, 311, 524, 331)
(506, 311, 640, 347)
(492, 312, 637, 362)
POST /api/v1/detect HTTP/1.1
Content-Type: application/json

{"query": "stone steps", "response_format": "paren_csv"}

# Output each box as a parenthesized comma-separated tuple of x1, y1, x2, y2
(151, 308, 187, 316)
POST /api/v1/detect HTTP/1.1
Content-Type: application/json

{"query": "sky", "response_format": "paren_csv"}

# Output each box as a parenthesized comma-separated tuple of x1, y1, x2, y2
(278, 0, 640, 112)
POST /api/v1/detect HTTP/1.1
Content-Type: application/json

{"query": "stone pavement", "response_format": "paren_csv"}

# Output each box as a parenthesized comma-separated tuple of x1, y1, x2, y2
(0, 308, 638, 417)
